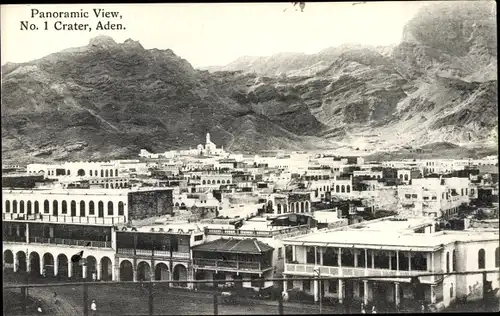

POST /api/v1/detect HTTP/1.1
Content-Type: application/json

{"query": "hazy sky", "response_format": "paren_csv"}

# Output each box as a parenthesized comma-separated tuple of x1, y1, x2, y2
(2, 2, 434, 68)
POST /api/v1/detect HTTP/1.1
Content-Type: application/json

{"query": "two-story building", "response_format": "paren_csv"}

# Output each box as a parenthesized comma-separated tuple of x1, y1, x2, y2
(282, 216, 499, 310)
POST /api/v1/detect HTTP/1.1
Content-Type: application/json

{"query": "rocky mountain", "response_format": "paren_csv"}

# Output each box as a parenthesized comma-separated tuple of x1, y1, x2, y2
(1, 37, 333, 162)
(1, 1, 497, 162)
(205, 1, 498, 152)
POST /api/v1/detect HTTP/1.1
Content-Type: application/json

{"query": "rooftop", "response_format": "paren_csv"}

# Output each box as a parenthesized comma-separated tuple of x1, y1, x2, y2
(284, 216, 499, 249)
(192, 238, 274, 254)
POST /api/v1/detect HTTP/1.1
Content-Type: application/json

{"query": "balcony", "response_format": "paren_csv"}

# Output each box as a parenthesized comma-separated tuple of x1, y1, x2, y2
(28, 236, 112, 248)
(3, 235, 27, 243)
(284, 263, 442, 284)
(204, 224, 310, 238)
(2, 213, 126, 225)
(116, 248, 190, 259)
(193, 258, 271, 273)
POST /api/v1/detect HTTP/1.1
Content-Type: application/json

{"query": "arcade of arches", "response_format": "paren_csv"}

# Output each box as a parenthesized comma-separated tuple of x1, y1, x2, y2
(3, 249, 113, 280)
(118, 260, 189, 287)
(4, 198, 126, 218)
(273, 201, 311, 215)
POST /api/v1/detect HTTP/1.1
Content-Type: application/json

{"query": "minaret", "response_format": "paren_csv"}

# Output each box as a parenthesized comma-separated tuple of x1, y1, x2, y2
(206, 132, 211, 144)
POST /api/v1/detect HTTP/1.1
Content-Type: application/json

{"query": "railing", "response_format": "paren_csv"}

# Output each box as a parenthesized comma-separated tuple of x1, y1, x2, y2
(2, 213, 127, 225)
(3, 235, 27, 243)
(116, 248, 191, 259)
(285, 264, 442, 283)
(28, 236, 111, 248)
(193, 258, 268, 271)
(204, 224, 310, 238)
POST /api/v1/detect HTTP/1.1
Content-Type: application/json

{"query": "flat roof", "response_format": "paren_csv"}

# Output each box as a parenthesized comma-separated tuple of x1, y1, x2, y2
(284, 216, 499, 249)
(2, 187, 173, 195)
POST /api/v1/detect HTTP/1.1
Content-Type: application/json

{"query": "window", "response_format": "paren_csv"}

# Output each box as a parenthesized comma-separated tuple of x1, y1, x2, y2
(62, 201, 67, 214)
(52, 200, 58, 215)
(495, 248, 499, 268)
(478, 249, 485, 269)
(19, 201, 24, 213)
(44, 200, 50, 213)
(303, 280, 311, 292)
(446, 252, 450, 273)
(71, 201, 76, 216)
(452, 250, 457, 272)
(405, 194, 411, 199)
(450, 283, 454, 298)
(328, 280, 337, 293)
(194, 235, 203, 241)
(27, 201, 32, 214)
(80, 201, 86, 217)
(278, 248, 283, 259)
(5, 200, 10, 213)
(287, 280, 293, 290)
(89, 201, 95, 215)
(412, 194, 418, 199)
(12, 200, 17, 213)
(108, 201, 114, 215)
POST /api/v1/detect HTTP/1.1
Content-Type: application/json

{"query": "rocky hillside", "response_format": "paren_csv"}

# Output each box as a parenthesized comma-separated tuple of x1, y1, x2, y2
(2, 1, 497, 162)
(1, 37, 332, 162)
(205, 1, 498, 152)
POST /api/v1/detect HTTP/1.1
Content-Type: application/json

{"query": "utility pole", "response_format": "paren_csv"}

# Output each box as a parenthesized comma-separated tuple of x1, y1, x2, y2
(314, 267, 322, 314)
(148, 279, 154, 316)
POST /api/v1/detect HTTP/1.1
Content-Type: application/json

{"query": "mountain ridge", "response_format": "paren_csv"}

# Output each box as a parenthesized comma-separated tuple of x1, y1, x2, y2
(1, 1, 497, 163)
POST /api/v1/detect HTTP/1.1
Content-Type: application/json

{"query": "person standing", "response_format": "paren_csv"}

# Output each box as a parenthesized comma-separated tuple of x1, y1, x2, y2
(371, 306, 377, 314)
(92, 271, 97, 282)
(90, 299, 97, 316)
(360, 303, 366, 314)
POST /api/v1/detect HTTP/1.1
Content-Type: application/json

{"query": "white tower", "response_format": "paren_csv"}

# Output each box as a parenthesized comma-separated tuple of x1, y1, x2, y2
(206, 133, 211, 144)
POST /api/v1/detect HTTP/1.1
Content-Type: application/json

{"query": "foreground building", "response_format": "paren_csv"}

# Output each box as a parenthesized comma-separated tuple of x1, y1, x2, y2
(282, 216, 499, 310)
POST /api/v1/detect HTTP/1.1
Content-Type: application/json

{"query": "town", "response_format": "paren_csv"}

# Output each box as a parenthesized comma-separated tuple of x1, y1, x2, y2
(2, 132, 499, 314)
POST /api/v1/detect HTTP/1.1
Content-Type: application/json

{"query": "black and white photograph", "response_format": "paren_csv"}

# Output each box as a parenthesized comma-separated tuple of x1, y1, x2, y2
(1, 1, 498, 315)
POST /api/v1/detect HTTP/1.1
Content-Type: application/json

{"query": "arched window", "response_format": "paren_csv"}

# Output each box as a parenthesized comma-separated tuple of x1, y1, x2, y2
(89, 170, 93, 176)
(98, 201, 104, 217)
(341, 185, 345, 193)
(336, 185, 340, 193)
(89, 201, 95, 215)
(217, 180, 220, 184)
(12, 200, 17, 213)
(277, 204, 282, 214)
(221, 180, 225, 184)
(404, 174, 409, 181)
(67, 170, 71, 175)
(118, 202, 124, 216)
(53, 200, 59, 215)
(108, 201, 114, 216)
(77, 169, 85, 176)
(452, 250, 457, 272)
(105, 170, 109, 177)
(115, 169, 118, 177)
(19, 200, 25, 213)
(446, 252, 450, 273)
(5, 200, 10, 213)
(346, 185, 351, 193)
(80, 201, 86, 217)
(101, 170, 104, 177)
(202, 180, 206, 185)
(95, 170, 98, 177)
(27, 201, 32, 214)
(495, 247, 500, 268)
(71, 201, 76, 216)
(44, 200, 50, 213)
(34, 201, 39, 214)
(62, 201, 67, 214)
(478, 249, 485, 269)
(227, 180, 231, 184)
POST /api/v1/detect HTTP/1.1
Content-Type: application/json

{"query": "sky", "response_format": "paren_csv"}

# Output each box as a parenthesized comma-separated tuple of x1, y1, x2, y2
(1, 2, 435, 68)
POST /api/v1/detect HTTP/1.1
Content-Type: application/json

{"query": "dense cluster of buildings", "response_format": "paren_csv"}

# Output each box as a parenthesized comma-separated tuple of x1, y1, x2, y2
(2, 134, 499, 311)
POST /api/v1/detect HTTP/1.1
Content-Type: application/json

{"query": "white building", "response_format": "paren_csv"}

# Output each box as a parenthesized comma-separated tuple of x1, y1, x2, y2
(282, 216, 499, 310)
